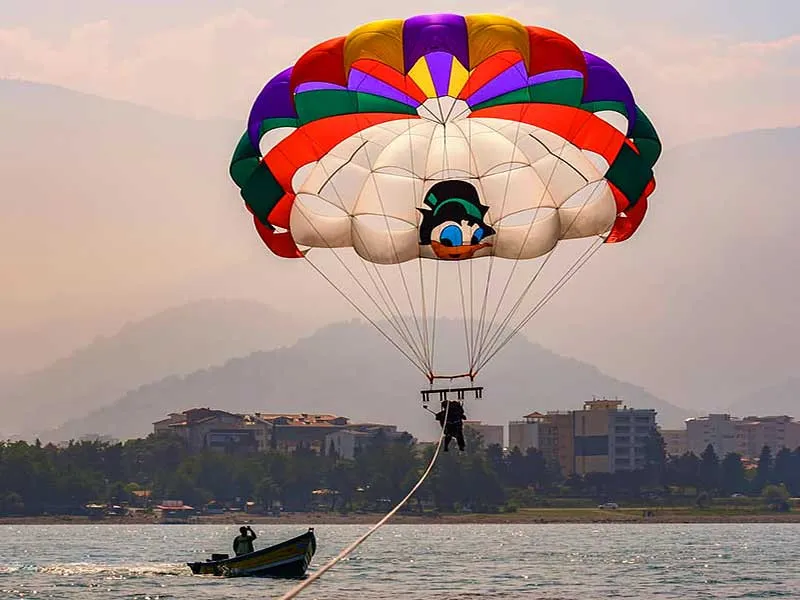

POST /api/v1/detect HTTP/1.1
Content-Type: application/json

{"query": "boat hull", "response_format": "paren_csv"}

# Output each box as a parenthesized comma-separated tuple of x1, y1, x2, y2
(187, 528, 316, 578)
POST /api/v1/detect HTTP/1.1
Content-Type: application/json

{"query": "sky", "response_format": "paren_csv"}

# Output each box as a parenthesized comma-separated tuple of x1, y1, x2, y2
(1, 0, 798, 145)
(0, 1, 798, 411)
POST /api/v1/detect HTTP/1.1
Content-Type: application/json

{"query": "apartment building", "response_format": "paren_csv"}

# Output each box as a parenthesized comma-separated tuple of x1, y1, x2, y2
(464, 420, 504, 447)
(659, 428, 688, 456)
(508, 398, 656, 476)
(684, 413, 800, 459)
(573, 399, 656, 475)
(154, 408, 407, 455)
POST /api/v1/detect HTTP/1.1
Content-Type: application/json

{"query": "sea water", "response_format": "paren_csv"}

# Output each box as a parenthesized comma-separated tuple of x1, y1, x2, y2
(1, 523, 798, 599)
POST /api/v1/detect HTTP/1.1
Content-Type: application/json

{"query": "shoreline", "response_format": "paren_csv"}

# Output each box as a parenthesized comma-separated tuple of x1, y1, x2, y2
(2, 511, 799, 526)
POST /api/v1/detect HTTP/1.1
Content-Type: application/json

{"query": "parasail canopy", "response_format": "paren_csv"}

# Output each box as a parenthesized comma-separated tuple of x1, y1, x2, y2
(230, 13, 662, 382)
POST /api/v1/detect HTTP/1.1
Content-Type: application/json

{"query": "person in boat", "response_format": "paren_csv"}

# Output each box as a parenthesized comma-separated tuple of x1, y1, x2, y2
(233, 525, 258, 556)
(434, 400, 466, 452)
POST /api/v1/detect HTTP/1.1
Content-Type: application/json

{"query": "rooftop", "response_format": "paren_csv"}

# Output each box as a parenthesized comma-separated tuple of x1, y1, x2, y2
(255, 413, 349, 426)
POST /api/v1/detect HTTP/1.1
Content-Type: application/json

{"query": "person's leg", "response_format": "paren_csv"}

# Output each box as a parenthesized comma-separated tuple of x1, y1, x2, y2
(456, 427, 465, 451)
(443, 424, 453, 451)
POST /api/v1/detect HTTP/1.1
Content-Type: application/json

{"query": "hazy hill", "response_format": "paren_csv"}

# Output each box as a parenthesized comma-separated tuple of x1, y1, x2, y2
(506, 127, 800, 409)
(1, 299, 310, 438)
(2, 80, 797, 420)
(0, 80, 252, 374)
(39, 319, 696, 443)
(728, 377, 800, 418)
(104, 123, 800, 417)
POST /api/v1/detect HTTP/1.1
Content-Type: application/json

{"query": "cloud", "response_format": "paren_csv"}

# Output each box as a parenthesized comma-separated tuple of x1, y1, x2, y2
(0, 4, 798, 141)
(0, 8, 312, 119)
(739, 34, 800, 54)
(528, 12, 800, 144)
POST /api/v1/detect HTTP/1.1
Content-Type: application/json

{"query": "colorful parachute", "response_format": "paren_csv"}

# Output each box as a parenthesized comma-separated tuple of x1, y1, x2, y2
(230, 13, 662, 381)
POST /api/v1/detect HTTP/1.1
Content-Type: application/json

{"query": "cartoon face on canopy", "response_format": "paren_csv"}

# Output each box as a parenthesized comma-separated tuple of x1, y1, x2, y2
(418, 181, 495, 261)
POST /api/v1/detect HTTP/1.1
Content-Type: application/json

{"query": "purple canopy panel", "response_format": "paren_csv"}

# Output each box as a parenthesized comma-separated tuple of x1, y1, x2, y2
(348, 69, 419, 106)
(582, 52, 636, 134)
(425, 52, 454, 97)
(467, 60, 529, 107)
(528, 69, 584, 85)
(403, 14, 469, 73)
(295, 82, 347, 94)
(247, 67, 296, 148)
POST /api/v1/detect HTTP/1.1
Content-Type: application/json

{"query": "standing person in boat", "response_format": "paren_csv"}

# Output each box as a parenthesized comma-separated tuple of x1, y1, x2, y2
(434, 400, 466, 452)
(233, 525, 258, 556)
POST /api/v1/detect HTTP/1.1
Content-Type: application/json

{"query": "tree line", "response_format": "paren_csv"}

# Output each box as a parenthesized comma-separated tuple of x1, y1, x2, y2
(1, 429, 798, 516)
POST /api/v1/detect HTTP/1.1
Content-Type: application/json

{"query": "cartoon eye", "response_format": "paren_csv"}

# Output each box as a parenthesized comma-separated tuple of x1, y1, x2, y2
(439, 224, 463, 247)
(471, 228, 485, 244)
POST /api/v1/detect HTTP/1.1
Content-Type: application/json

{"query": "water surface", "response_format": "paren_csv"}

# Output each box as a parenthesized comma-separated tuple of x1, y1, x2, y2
(1, 523, 798, 599)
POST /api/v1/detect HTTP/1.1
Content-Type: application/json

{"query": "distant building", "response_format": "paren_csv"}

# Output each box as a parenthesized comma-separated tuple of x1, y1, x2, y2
(508, 413, 545, 452)
(681, 413, 800, 460)
(464, 421, 504, 447)
(153, 409, 408, 455)
(153, 408, 268, 453)
(541, 412, 574, 476)
(570, 398, 656, 475)
(685, 413, 738, 457)
(736, 415, 800, 458)
(660, 429, 688, 456)
(510, 398, 656, 476)
(255, 413, 350, 453)
(325, 426, 411, 460)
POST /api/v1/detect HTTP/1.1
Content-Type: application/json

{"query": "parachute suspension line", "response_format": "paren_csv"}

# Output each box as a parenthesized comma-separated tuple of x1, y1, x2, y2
(471, 105, 589, 364)
(354, 116, 432, 374)
(457, 107, 530, 371)
(417, 255, 431, 378)
(292, 207, 429, 373)
(472, 108, 602, 371)
(292, 127, 429, 370)
(298, 219, 428, 372)
(475, 235, 605, 373)
(352, 252, 426, 365)
(415, 121, 438, 375)
(322, 138, 421, 356)
(300, 256, 428, 378)
(476, 195, 607, 368)
(347, 232, 431, 369)
(474, 155, 610, 371)
(427, 259, 442, 378)
(450, 117, 514, 372)
(340, 143, 429, 370)
(456, 260, 475, 371)
(469, 258, 476, 371)
(471, 124, 584, 368)
(277, 400, 451, 600)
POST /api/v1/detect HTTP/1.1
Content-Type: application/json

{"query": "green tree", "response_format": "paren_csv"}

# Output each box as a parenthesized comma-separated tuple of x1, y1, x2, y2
(788, 448, 800, 496)
(643, 428, 668, 488)
(752, 445, 772, 494)
(719, 453, 746, 495)
(761, 484, 790, 511)
(666, 452, 701, 494)
(698, 444, 720, 493)
(505, 447, 527, 488)
(772, 448, 793, 487)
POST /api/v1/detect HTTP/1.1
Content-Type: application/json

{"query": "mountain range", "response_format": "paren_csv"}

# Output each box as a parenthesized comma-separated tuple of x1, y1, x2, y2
(0, 299, 311, 438)
(35, 319, 698, 443)
(728, 377, 799, 419)
(1, 81, 798, 439)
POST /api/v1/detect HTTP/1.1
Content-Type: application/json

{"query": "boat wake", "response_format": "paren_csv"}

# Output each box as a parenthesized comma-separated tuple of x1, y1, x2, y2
(0, 563, 187, 578)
